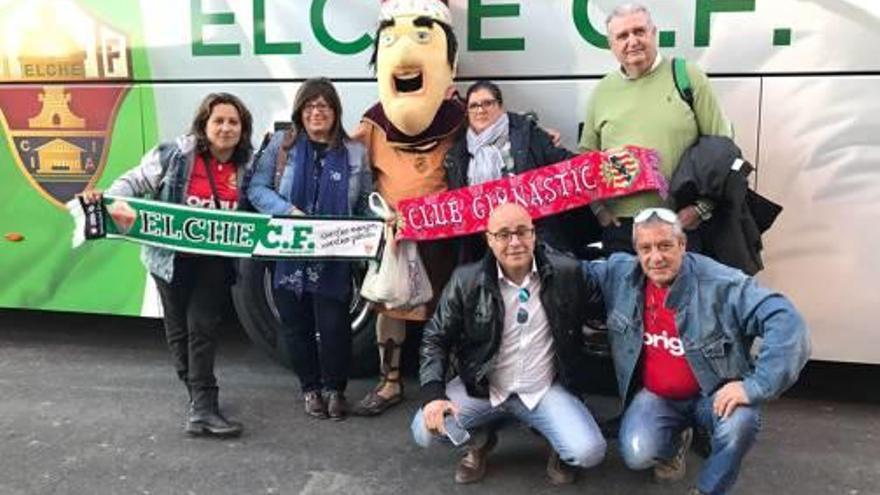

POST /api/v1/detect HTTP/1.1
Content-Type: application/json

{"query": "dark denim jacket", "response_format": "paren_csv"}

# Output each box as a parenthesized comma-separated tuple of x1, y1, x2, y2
(582, 252, 810, 405)
(246, 131, 372, 217)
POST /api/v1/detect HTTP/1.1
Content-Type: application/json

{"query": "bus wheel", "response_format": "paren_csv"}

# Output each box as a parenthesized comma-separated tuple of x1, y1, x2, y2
(231, 259, 378, 378)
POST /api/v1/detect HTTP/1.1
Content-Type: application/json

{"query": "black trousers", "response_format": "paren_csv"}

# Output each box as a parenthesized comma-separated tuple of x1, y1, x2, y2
(274, 290, 351, 393)
(152, 256, 232, 391)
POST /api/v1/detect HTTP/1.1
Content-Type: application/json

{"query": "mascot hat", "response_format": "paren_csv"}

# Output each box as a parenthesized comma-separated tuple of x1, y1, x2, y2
(371, 0, 459, 138)
(380, 0, 451, 25)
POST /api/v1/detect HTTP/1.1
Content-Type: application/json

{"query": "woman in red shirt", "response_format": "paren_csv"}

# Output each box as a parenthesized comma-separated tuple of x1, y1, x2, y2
(82, 93, 254, 438)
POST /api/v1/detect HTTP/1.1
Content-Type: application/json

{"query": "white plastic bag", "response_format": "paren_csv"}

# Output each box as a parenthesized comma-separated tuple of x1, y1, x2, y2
(360, 223, 408, 307)
(397, 238, 432, 308)
(360, 193, 432, 309)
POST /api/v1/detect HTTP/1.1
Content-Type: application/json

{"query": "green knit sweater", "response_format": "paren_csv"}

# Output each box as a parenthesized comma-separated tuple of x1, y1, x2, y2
(579, 58, 732, 217)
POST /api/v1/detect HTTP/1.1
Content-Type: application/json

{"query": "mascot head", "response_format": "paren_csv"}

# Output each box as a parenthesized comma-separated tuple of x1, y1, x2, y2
(371, 0, 458, 136)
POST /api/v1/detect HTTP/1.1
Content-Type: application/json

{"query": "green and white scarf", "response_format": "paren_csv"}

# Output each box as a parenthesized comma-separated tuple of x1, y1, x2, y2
(69, 195, 384, 260)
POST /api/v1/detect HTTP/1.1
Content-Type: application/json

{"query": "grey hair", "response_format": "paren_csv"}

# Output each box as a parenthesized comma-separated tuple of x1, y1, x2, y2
(605, 3, 655, 28)
(631, 211, 686, 246)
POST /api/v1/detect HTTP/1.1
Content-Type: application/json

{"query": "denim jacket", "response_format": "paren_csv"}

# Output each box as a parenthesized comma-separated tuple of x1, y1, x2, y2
(246, 131, 372, 217)
(582, 252, 810, 405)
(107, 135, 247, 282)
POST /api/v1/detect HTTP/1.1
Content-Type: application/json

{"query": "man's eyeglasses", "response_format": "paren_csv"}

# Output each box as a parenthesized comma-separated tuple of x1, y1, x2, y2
(467, 99, 498, 113)
(487, 227, 535, 244)
(516, 287, 530, 324)
(304, 102, 331, 114)
(633, 207, 678, 225)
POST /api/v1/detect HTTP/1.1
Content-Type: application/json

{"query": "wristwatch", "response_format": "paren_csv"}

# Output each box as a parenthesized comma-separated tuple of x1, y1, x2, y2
(694, 201, 713, 221)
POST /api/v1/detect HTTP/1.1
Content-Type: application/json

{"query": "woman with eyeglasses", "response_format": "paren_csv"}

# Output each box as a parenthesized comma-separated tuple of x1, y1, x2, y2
(80, 92, 253, 437)
(445, 80, 594, 262)
(247, 78, 373, 421)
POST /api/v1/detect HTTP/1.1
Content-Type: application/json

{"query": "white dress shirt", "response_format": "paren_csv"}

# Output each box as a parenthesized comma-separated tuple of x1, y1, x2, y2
(488, 261, 556, 410)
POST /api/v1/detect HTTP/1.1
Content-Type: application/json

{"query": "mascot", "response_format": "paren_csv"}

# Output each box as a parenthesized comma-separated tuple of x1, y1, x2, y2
(352, 0, 464, 416)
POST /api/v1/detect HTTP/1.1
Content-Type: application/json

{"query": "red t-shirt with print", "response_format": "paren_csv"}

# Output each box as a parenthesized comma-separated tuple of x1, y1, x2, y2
(641, 282, 701, 400)
(185, 154, 238, 210)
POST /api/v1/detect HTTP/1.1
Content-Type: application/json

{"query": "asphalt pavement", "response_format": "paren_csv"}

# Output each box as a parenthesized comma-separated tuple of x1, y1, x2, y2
(1, 309, 878, 495)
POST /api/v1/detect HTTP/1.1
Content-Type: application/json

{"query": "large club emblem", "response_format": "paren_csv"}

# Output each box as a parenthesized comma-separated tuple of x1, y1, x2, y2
(0, 1, 132, 208)
(600, 148, 643, 190)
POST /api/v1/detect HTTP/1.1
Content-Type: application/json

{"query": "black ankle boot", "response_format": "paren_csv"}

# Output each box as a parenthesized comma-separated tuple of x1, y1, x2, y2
(186, 387, 243, 438)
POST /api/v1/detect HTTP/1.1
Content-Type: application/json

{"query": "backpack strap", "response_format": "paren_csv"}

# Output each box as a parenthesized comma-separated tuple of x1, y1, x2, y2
(237, 131, 273, 212)
(672, 57, 695, 110)
(274, 127, 296, 190)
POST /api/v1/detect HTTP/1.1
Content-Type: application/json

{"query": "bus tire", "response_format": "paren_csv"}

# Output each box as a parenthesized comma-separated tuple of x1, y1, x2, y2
(231, 259, 378, 378)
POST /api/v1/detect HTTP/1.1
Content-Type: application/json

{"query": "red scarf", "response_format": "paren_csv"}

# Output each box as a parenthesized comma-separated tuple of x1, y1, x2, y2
(397, 146, 664, 241)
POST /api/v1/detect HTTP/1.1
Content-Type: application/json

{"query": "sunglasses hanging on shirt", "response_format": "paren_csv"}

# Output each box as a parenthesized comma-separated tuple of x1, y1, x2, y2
(516, 287, 530, 324)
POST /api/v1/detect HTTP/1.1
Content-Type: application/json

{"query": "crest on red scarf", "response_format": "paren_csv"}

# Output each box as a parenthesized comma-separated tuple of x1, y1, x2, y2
(600, 149, 643, 189)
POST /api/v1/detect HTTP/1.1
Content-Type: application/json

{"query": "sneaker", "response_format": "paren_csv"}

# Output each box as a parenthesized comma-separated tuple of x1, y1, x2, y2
(654, 427, 693, 483)
(546, 451, 577, 485)
(454, 430, 498, 484)
(303, 390, 327, 419)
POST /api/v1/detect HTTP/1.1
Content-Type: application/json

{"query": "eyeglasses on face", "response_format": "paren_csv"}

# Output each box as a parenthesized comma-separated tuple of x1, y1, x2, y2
(633, 207, 678, 225)
(303, 101, 332, 114)
(486, 227, 535, 243)
(467, 99, 498, 113)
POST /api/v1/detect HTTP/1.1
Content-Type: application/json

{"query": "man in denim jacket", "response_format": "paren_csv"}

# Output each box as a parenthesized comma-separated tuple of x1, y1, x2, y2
(582, 208, 810, 495)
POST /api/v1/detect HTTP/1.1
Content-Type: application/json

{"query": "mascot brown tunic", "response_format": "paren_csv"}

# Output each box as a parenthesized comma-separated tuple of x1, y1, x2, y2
(352, 0, 463, 415)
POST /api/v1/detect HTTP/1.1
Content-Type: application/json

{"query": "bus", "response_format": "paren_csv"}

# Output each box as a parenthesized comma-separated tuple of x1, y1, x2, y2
(1, 0, 877, 368)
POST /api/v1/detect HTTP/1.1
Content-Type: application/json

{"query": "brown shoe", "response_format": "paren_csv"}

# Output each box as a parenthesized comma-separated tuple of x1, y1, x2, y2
(324, 390, 348, 421)
(303, 390, 327, 419)
(654, 427, 693, 483)
(546, 451, 577, 485)
(454, 431, 498, 484)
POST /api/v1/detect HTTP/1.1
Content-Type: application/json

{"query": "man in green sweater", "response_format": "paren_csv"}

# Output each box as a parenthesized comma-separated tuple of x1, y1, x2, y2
(579, 3, 732, 253)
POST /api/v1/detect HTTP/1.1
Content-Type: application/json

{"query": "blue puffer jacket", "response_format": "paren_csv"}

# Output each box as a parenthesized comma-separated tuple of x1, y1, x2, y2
(582, 252, 810, 405)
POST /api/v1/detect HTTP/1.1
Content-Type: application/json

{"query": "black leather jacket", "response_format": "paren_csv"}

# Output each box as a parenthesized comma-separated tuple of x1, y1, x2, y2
(671, 135, 782, 275)
(419, 245, 605, 404)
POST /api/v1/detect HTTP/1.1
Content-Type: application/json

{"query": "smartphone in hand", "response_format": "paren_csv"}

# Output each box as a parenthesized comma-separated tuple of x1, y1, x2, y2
(443, 413, 471, 446)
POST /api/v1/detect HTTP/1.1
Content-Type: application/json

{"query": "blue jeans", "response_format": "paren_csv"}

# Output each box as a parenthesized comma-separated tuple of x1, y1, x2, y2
(411, 377, 606, 468)
(274, 290, 351, 393)
(619, 388, 761, 495)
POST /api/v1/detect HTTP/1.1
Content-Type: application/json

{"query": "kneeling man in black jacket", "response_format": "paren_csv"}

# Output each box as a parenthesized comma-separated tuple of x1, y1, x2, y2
(411, 202, 606, 485)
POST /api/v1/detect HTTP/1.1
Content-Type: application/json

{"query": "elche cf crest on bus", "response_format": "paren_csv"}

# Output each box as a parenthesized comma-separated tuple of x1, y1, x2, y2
(0, 0, 132, 208)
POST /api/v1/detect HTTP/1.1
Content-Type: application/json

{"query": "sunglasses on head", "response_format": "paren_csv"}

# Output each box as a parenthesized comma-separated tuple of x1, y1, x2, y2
(633, 207, 678, 225)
